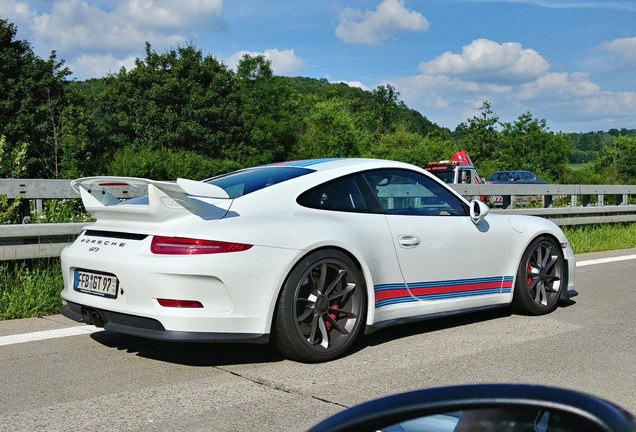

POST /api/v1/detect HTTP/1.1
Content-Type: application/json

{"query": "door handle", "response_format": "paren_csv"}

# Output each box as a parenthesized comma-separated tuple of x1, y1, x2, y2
(398, 234, 420, 248)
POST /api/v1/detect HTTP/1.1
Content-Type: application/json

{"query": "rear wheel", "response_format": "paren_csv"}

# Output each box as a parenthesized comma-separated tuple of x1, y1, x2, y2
(275, 250, 366, 363)
(512, 236, 565, 315)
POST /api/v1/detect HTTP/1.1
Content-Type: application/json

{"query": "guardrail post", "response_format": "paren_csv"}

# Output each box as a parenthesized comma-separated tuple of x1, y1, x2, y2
(20, 199, 32, 224)
(544, 195, 553, 208)
(35, 199, 43, 219)
(613, 194, 624, 206)
(582, 195, 590, 207)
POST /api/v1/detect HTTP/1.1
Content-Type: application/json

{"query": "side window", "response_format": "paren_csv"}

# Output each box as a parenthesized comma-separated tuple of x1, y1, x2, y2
(362, 169, 468, 216)
(297, 175, 371, 212)
(460, 169, 472, 184)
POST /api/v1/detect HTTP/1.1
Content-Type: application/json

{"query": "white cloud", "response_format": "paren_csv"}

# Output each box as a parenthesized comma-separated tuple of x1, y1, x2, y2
(421, 39, 549, 84)
(335, 0, 428, 45)
(583, 91, 636, 116)
(29, 0, 223, 54)
(389, 39, 546, 120)
(68, 53, 138, 78)
(386, 39, 636, 131)
(5, 1, 37, 20)
(1, 0, 225, 79)
(518, 72, 600, 100)
(464, 1, 636, 12)
(226, 49, 303, 76)
(118, 0, 223, 30)
(601, 37, 636, 69)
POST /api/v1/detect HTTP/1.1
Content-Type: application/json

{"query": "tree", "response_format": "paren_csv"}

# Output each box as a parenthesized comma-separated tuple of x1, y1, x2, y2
(454, 101, 499, 164)
(370, 84, 400, 132)
(496, 112, 571, 182)
(0, 134, 27, 223)
(58, 79, 105, 177)
(361, 124, 455, 166)
(594, 135, 636, 184)
(0, 18, 70, 177)
(294, 99, 369, 159)
(94, 43, 247, 163)
(236, 55, 300, 164)
(105, 145, 241, 180)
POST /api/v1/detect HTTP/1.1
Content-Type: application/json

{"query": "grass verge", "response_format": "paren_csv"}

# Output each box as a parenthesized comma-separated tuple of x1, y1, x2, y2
(0, 258, 63, 320)
(563, 223, 636, 254)
(1, 224, 636, 320)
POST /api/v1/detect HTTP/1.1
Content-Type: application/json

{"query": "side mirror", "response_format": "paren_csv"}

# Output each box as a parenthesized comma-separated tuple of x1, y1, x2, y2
(308, 384, 635, 432)
(469, 199, 489, 224)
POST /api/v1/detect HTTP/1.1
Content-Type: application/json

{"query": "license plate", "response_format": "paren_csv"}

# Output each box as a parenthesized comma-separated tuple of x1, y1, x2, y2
(73, 269, 119, 298)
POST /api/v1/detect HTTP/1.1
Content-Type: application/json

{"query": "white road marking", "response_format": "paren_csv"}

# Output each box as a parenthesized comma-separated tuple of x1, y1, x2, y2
(0, 325, 101, 347)
(1, 253, 634, 347)
(576, 254, 636, 267)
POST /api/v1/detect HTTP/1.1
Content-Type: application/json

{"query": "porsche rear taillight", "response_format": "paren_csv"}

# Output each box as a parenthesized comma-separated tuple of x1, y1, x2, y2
(150, 236, 253, 255)
(157, 299, 204, 308)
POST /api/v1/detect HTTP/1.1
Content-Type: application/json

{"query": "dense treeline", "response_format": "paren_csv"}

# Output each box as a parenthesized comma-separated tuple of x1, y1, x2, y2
(568, 129, 636, 164)
(2, 17, 636, 185)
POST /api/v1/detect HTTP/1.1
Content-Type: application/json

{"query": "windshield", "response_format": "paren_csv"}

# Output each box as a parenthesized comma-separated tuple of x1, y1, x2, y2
(205, 166, 314, 198)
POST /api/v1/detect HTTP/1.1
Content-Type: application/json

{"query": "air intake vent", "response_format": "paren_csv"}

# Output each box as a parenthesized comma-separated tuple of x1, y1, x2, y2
(83, 230, 148, 241)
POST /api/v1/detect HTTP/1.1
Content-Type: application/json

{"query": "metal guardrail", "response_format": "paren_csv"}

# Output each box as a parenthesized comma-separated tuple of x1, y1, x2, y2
(2, 179, 83, 260)
(1, 179, 75, 198)
(0, 223, 85, 260)
(450, 184, 636, 225)
(2, 179, 636, 260)
(450, 184, 636, 208)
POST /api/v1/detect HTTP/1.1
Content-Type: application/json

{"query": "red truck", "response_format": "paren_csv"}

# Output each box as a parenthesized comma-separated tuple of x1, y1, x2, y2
(424, 151, 495, 205)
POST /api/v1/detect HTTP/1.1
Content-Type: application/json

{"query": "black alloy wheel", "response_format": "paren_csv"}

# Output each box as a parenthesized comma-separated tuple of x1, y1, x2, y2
(512, 236, 565, 315)
(275, 250, 366, 363)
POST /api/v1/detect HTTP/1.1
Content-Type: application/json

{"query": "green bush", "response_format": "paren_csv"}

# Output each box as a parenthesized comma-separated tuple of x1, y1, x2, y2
(106, 145, 243, 180)
(0, 259, 63, 320)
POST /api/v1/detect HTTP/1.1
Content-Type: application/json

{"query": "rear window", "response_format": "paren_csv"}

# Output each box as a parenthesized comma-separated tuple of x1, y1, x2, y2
(428, 170, 454, 184)
(205, 166, 313, 198)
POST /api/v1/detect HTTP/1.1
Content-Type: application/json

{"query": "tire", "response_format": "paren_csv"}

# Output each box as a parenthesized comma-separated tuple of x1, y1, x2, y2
(512, 236, 565, 315)
(275, 249, 367, 363)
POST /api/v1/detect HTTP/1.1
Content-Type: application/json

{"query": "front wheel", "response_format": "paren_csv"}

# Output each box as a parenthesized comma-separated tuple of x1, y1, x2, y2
(275, 250, 367, 363)
(512, 236, 565, 315)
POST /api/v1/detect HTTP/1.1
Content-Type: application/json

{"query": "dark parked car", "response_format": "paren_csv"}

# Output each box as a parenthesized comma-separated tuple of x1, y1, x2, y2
(487, 170, 548, 184)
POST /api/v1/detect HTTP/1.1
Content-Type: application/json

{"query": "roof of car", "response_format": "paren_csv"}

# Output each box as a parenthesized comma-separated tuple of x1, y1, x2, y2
(264, 158, 415, 172)
(492, 170, 533, 174)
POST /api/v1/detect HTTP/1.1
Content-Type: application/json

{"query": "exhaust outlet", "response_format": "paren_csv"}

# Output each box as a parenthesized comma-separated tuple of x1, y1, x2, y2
(90, 311, 104, 328)
(81, 309, 92, 325)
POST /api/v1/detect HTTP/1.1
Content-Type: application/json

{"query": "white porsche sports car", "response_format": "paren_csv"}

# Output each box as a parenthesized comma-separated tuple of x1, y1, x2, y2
(60, 158, 576, 362)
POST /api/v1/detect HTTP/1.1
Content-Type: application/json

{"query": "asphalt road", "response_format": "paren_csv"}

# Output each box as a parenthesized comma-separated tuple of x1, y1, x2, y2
(1, 249, 635, 431)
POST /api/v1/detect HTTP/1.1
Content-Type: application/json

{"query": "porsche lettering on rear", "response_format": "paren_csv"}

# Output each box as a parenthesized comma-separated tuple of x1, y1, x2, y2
(80, 238, 127, 247)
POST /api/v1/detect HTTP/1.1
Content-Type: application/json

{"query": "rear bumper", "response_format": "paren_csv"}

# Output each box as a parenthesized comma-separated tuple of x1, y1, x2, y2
(61, 301, 269, 344)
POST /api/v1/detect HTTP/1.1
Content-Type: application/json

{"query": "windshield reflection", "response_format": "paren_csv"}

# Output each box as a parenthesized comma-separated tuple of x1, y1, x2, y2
(382, 407, 603, 432)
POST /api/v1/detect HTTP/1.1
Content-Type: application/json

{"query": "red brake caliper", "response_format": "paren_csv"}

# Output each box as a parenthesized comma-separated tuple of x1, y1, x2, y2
(325, 301, 340, 331)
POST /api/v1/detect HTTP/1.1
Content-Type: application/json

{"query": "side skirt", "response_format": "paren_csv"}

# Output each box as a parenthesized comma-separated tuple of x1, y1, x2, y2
(364, 303, 511, 335)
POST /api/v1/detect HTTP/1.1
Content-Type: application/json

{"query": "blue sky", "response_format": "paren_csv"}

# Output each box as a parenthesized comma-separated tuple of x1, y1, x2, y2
(2, 0, 635, 132)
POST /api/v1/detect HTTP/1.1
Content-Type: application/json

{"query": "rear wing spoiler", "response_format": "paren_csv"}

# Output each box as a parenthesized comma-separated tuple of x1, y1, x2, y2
(71, 177, 231, 222)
